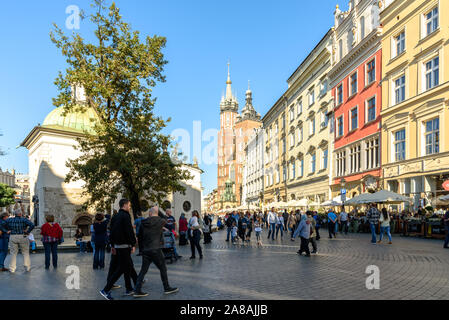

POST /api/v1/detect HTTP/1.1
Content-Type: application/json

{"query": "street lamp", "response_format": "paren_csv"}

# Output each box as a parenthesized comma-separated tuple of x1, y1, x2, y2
(340, 177, 346, 206)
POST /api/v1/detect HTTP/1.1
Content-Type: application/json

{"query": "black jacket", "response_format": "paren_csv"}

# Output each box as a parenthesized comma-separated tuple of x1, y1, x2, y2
(109, 209, 136, 247)
(137, 216, 167, 251)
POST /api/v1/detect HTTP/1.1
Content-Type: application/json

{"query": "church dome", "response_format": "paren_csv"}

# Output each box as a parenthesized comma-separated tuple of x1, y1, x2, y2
(42, 106, 100, 134)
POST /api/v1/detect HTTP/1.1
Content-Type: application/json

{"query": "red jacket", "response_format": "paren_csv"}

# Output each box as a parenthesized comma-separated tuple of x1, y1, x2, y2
(179, 217, 188, 232)
(40, 223, 63, 240)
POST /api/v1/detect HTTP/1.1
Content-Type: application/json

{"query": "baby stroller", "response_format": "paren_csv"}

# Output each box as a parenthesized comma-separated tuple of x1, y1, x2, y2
(162, 230, 176, 264)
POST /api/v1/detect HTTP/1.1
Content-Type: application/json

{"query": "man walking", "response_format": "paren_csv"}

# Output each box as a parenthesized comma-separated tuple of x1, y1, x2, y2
(282, 210, 289, 232)
(267, 208, 277, 240)
(327, 209, 337, 239)
(366, 203, 380, 244)
(4, 209, 35, 273)
(225, 213, 235, 242)
(100, 199, 137, 300)
(339, 206, 349, 235)
(133, 206, 178, 297)
(0, 213, 11, 271)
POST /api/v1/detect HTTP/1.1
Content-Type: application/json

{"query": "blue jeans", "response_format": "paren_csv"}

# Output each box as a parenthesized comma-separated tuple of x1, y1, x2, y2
(444, 226, 449, 248)
(275, 224, 284, 238)
(0, 237, 9, 268)
(370, 223, 377, 243)
(76, 241, 86, 252)
(93, 244, 106, 268)
(335, 221, 339, 233)
(380, 226, 392, 242)
(226, 227, 232, 241)
(43, 242, 58, 268)
(267, 223, 276, 240)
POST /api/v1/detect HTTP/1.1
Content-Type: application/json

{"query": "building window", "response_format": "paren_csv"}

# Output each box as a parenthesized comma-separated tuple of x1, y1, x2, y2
(350, 107, 358, 131)
(320, 79, 328, 96)
(337, 84, 343, 105)
(308, 88, 315, 106)
(283, 166, 286, 182)
(320, 111, 329, 129)
(366, 59, 376, 85)
(282, 114, 286, 128)
(309, 117, 315, 136)
(323, 149, 328, 170)
(297, 126, 303, 143)
(290, 133, 295, 148)
(425, 118, 439, 155)
(311, 153, 316, 174)
(300, 159, 304, 177)
(366, 138, 379, 169)
(367, 97, 376, 122)
(425, 57, 439, 91)
(349, 145, 361, 173)
(350, 72, 358, 96)
(336, 151, 346, 176)
(282, 138, 286, 153)
(339, 39, 343, 60)
(297, 99, 303, 115)
(395, 31, 405, 57)
(292, 162, 296, 179)
(337, 115, 344, 137)
(394, 129, 406, 161)
(394, 75, 406, 104)
(425, 7, 439, 36)
(360, 16, 365, 39)
(290, 107, 295, 122)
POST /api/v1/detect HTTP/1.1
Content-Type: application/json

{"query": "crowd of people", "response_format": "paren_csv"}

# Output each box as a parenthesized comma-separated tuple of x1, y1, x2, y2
(220, 203, 449, 252)
(0, 200, 448, 300)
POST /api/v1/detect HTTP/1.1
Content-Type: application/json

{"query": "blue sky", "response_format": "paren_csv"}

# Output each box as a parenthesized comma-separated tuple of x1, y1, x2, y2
(0, 0, 346, 195)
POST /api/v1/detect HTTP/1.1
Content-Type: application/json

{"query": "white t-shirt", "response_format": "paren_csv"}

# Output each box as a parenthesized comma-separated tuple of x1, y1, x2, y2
(379, 213, 390, 227)
(268, 212, 277, 224)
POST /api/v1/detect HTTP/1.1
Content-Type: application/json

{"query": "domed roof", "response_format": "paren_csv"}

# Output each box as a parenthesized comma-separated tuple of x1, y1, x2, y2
(42, 106, 99, 134)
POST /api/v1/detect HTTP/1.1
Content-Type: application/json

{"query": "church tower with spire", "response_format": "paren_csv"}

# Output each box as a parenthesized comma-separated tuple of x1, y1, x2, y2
(217, 63, 262, 208)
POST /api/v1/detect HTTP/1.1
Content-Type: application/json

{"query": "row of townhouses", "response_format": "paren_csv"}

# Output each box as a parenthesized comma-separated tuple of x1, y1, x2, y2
(208, 0, 449, 213)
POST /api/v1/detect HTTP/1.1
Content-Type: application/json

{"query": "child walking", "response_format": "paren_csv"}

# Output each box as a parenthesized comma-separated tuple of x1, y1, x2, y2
(254, 218, 263, 246)
(231, 222, 238, 244)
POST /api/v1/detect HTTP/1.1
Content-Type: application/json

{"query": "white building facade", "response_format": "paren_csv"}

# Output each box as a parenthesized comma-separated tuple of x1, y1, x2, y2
(242, 127, 264, 207)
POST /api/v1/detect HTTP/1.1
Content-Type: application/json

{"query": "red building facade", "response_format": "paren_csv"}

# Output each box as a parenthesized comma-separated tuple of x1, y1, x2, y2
(328, 1, 383, 199)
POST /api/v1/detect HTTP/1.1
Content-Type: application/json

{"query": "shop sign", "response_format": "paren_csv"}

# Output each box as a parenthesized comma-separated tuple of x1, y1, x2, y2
(442, 180, 449, 191)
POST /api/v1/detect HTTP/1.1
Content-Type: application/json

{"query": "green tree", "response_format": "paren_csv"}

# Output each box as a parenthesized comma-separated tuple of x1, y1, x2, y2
(0, 183, 15, 208)
(50, 0, 191, 217)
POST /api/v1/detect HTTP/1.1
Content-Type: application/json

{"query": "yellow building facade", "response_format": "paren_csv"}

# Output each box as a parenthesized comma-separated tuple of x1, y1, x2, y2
(284, 31, 333, 203)
(380, 0, 449, 209)
(262, 96, 288, 204)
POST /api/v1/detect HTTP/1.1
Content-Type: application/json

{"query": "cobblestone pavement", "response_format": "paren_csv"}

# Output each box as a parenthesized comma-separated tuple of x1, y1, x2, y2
(1, 230, 449, 300)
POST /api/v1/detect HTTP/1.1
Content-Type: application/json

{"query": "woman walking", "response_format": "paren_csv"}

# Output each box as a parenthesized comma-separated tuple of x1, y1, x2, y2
(288, 212, 296, 240)
(245, 212, 253, 242)
(295, 214, 311, 257)
(40, 215, 63, 269)
(238, 212, 248, 243)
(203, 214, 212, 244)
(93, 213, 110, 269)
(179, 213, 189, 246)
(378, 208, 392, 244)
(188, 210, 203, 259)
(275, 212, 284, 240)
